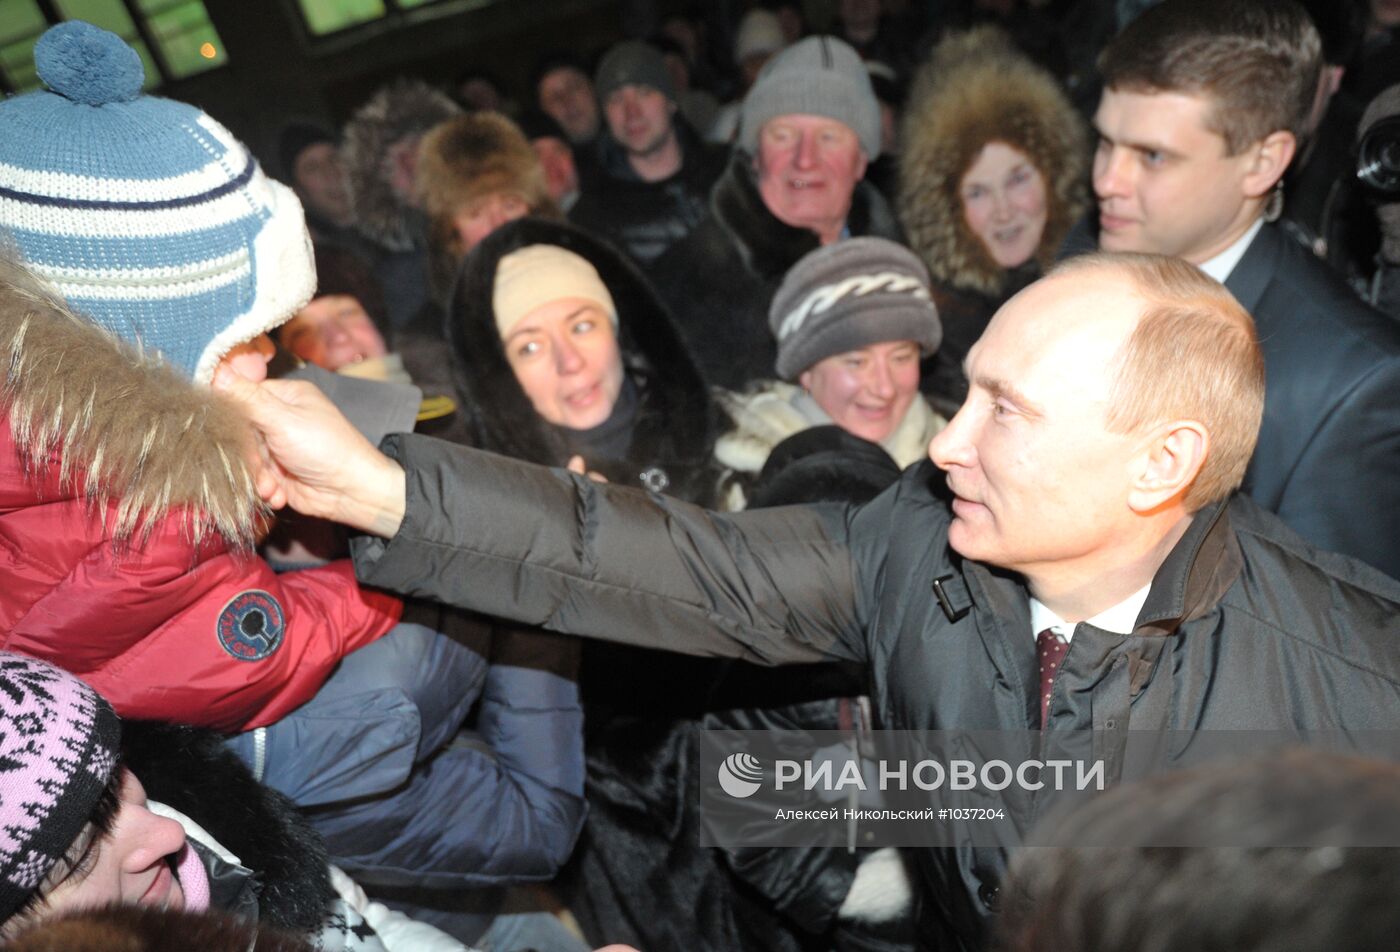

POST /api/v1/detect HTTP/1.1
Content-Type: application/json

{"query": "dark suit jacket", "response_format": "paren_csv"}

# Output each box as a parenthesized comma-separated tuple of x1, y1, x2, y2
(1226, 223, 1400, 581)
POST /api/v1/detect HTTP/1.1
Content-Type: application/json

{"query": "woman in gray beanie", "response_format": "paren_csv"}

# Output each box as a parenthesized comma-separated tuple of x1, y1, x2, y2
(715, 236, 947, 510)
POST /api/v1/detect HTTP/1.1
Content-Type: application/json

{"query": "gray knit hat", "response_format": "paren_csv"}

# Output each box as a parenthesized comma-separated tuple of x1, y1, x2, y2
(739, 35, 881, 159)
(594, 40, 676, 105)
(769, 238, 941, 380)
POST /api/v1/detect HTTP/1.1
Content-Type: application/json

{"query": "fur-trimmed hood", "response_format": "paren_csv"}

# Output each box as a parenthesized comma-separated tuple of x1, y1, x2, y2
(123, 721, 334, 932)
(898, 27, 1089, 295)
(713, 150, 904, 282)
(342, 81, 461, 253)
(0, 259, 260, 546)
(447, 217, 720, 504)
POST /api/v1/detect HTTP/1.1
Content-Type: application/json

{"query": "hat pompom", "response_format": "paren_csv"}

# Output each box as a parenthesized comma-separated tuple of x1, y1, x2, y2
(36, 20, 144, 106)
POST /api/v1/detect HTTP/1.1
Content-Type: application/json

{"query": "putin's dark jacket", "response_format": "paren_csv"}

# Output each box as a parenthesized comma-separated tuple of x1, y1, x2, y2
(351, 444, 1400, 951)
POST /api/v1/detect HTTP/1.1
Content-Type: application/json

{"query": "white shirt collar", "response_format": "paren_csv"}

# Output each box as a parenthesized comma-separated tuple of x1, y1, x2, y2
(1196, 218, 1264, 284)
(1029, 584, 1152, 645)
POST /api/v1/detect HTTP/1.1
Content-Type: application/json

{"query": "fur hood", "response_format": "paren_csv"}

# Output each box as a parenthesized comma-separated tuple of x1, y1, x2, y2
(0, 260, 260, 546)
(342, 81, 461, 253)
(5, 905, 313, 952)
(416, 112, 560, 306)
(123, 721, 335, 932)
(898, 27, 1089, 295)
(447, 217, 720, 504)
(712, 150, 904, 282)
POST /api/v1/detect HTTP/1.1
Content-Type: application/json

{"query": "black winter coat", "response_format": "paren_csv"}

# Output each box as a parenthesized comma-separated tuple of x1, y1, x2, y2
(568, 122, 726, 269)
(351, 444, 1400, 952)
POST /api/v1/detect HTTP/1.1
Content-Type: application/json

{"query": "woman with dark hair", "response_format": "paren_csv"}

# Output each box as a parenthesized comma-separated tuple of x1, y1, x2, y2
(449, 218, 913, 951)
(899, 26, 1089, 410)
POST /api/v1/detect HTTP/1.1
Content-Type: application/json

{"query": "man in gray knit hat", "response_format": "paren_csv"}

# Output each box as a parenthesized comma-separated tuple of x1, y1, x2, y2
(569, 39, 724, 267)
(650, 35, 903, 392)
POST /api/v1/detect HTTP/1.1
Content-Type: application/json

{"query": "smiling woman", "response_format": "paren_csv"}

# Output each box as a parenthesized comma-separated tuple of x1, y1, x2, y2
(715, 237, 946, 510)
(0, 652, 484, 951)
(899, 26, 1089, 408)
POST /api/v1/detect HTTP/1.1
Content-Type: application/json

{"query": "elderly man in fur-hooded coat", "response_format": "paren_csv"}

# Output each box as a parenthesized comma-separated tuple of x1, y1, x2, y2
(897, 27, 1089, 408)
(650, 37, 905, 392)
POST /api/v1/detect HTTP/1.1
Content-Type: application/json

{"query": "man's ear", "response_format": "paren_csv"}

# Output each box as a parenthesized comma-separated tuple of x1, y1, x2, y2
(1242, 130, 1296, 198)
(1128, 420, 1209, 513)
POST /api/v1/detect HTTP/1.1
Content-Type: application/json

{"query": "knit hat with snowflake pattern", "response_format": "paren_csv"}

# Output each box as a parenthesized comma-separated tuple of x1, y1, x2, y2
(0, 653, 121, 925)
(0, 20, 315, 385)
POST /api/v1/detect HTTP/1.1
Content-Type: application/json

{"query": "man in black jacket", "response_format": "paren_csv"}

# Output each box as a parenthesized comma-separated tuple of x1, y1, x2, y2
(223, 252, 1400, 952)
(568, 40, 724, 269)
(1089, 0, 1400, 580)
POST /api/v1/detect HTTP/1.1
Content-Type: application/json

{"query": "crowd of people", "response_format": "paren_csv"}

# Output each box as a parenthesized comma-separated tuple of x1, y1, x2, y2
(0, 0, 1399, 949)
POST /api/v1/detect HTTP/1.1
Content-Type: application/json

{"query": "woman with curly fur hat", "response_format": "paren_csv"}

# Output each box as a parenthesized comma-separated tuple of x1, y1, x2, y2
(416, 111, 560, 304)
(396, 112, 564, 444)
(899, 27, 1089, 408)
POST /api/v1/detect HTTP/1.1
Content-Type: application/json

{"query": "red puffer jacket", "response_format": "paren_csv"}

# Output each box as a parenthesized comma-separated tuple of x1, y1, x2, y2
(0, 297, 401, 732)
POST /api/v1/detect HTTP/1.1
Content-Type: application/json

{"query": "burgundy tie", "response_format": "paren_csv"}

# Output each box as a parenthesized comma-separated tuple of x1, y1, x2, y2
(1036, 628, 1069, 728)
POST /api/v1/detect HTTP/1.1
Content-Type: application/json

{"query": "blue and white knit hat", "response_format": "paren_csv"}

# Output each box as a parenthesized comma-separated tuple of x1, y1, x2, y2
(0, 21, 315, 385)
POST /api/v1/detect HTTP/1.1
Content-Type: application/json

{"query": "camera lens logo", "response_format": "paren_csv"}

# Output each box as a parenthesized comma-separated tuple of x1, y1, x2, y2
(718, 752, 764, 798)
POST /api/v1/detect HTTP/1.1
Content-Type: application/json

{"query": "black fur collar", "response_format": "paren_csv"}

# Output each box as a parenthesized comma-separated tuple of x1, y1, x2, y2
(709, 151, 903, 281)
(448, 218, 719, 504)
(122, 722, 335, 933)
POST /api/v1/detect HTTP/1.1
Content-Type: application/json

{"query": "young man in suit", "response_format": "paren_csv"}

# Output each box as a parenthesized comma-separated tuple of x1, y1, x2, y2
(1091, 0, 1400, 580)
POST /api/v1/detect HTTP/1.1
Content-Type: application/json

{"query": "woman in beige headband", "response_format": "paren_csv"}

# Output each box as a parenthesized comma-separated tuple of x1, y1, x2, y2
(447, 218, 719, 500)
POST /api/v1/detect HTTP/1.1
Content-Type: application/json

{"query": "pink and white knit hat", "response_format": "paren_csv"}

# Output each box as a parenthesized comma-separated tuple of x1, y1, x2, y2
(0, 653, 120, 923)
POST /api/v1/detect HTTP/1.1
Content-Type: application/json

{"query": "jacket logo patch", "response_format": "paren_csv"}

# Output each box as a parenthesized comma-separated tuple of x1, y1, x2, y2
(217, 590, 285, 662)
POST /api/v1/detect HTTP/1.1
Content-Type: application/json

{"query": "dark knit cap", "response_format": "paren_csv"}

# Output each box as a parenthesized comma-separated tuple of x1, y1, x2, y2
(769, 237, 941, 380)
(0, 653, 121, 924)
(594, 40, 676, 105)
(278, 121, 336, 184)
